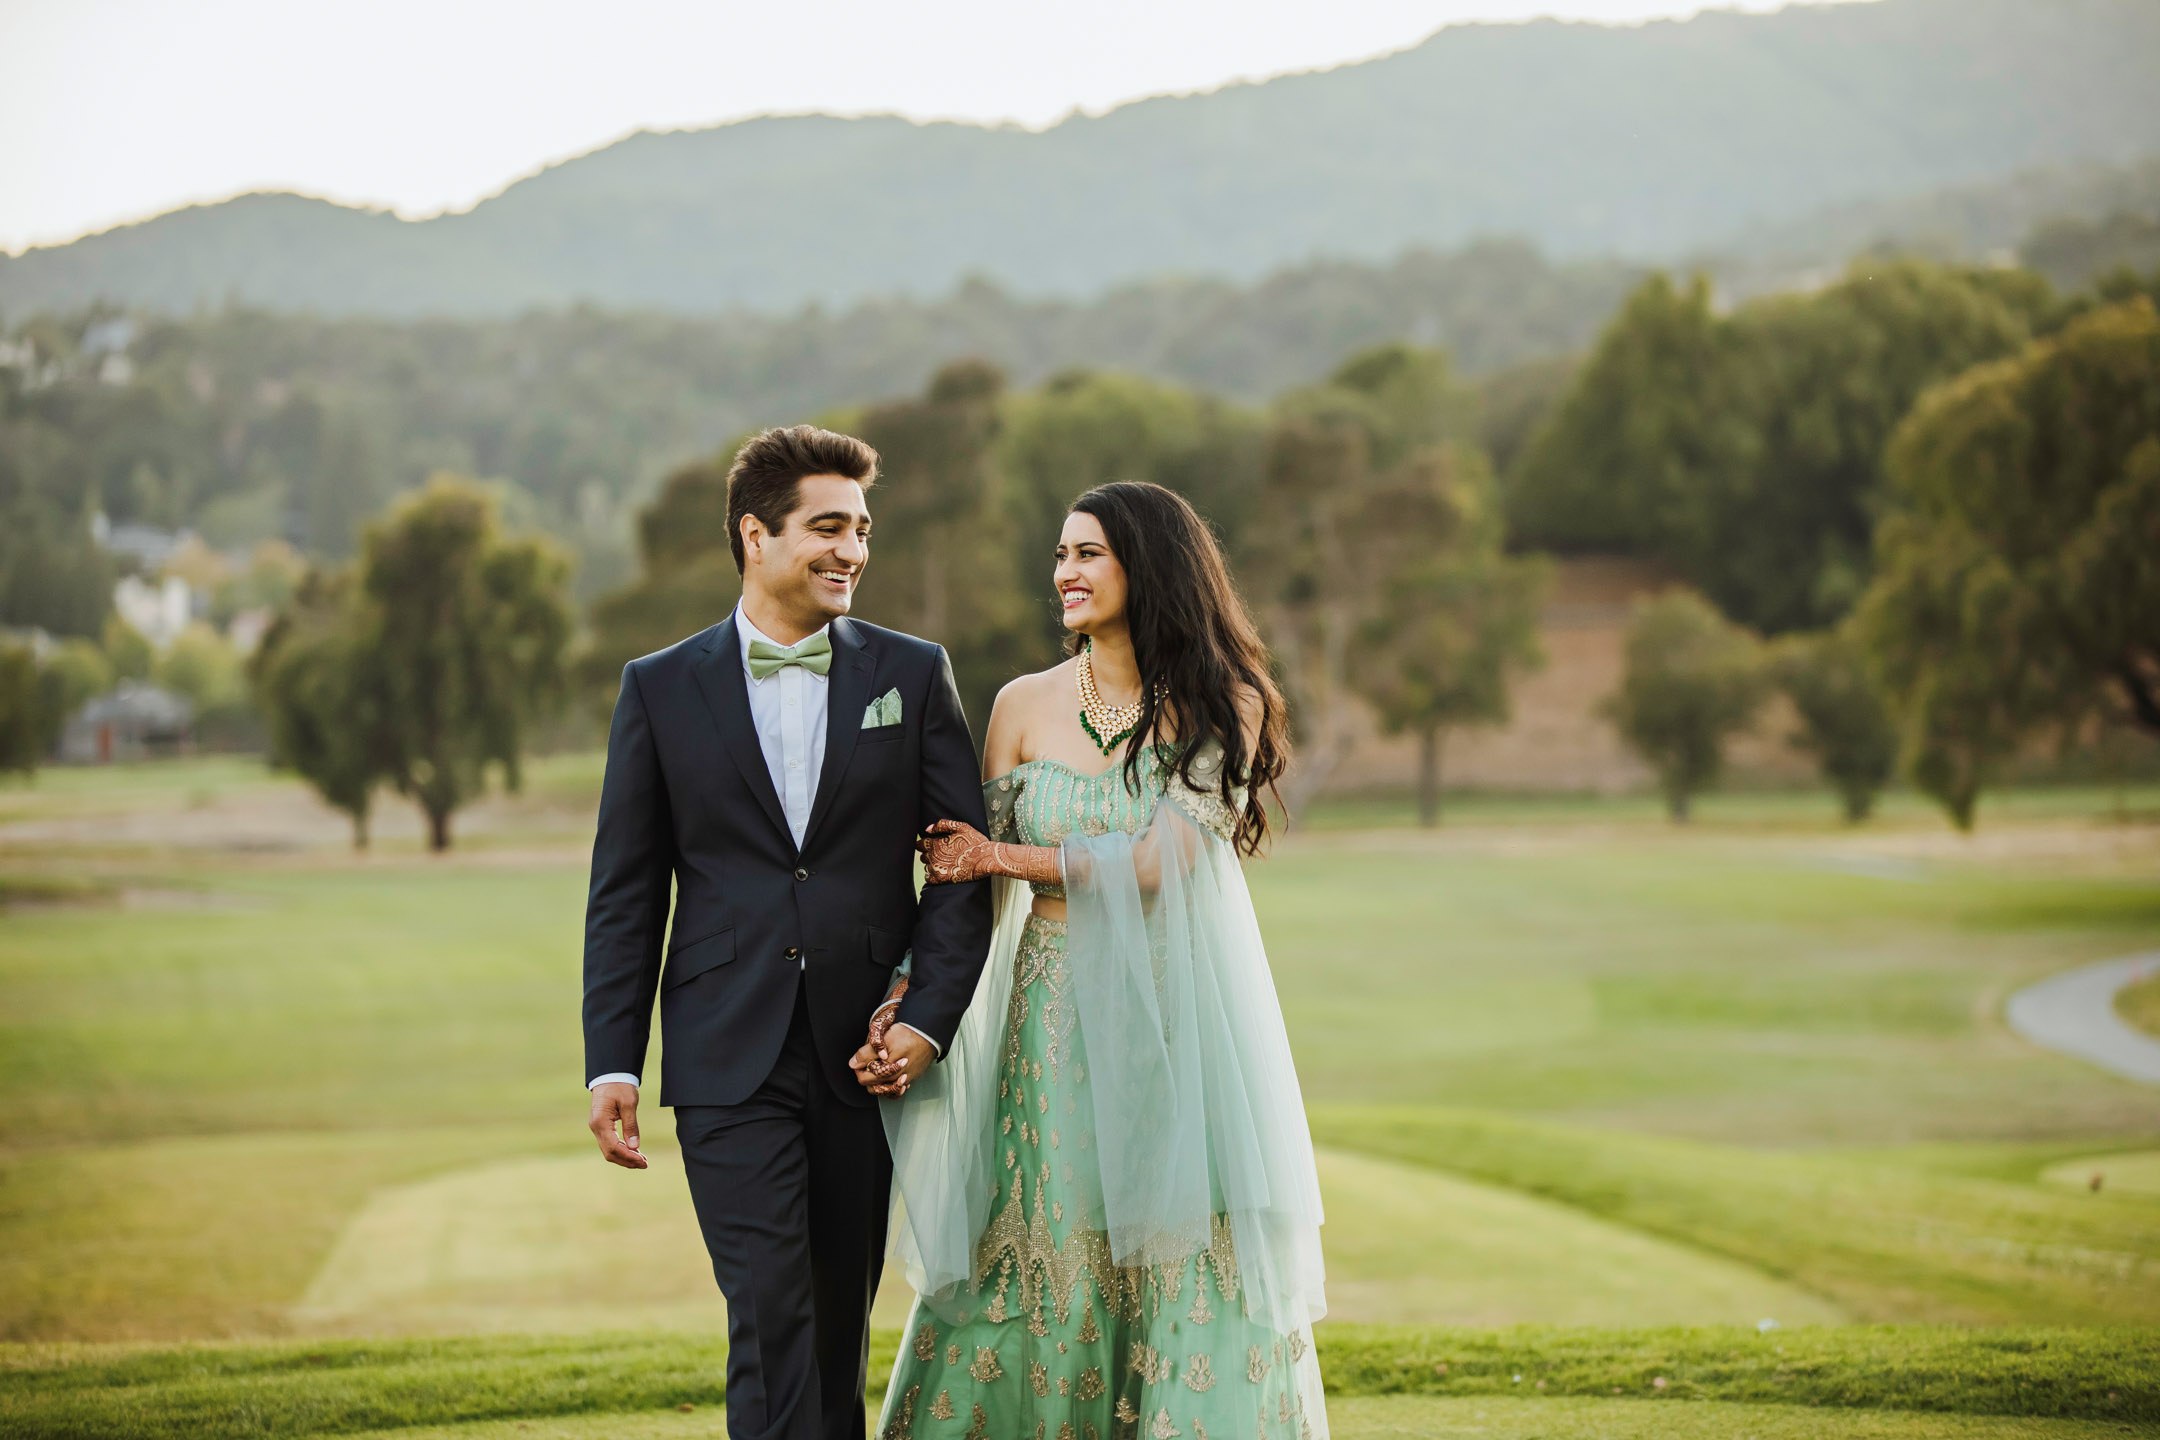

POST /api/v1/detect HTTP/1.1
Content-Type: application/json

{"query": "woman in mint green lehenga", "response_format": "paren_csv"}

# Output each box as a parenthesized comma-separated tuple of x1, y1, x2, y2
(868, 482, 1328, 1440)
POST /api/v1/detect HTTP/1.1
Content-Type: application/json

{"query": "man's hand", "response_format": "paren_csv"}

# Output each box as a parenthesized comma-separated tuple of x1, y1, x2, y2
(589, 1081, 649, 1169)
(849, 1037, 907, 1096)
(879, 1023, 937, 1091)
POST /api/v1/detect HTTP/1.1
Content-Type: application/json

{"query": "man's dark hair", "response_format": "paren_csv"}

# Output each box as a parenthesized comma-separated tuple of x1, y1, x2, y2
(724, 424, 879, 574)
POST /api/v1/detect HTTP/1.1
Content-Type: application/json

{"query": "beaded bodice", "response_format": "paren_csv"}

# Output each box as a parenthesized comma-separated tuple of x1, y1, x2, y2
(982, 742, 1243, 899)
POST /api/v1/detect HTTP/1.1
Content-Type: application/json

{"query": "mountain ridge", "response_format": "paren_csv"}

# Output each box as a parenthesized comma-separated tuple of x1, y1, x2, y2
(5, 0, 2158, 319)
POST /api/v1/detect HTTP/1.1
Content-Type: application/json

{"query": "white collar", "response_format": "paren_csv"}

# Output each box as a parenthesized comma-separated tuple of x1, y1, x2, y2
(735, 603, 832, 681)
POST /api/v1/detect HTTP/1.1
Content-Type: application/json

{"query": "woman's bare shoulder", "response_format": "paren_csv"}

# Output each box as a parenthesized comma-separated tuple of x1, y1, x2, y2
(984, 659, 1078, 776)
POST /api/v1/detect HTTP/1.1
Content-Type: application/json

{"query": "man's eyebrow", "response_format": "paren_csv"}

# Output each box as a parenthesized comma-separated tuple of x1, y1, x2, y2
(802, 509, 870, 526)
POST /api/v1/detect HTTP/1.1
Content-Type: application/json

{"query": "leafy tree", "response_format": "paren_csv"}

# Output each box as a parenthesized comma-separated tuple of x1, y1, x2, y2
(34, 637, 111, 755)
(360, 479, 573, 851)
(579, 452, 745, 708)
(1506, 273, 1731, 559)
(156, 623, 258, 750)
(1473, 353, 1580, 480)
(1856, 296, 2160, 829)
(1773, 628, 1897, 822)
(100, 615, 153, 681)
(1352, 446, 1546, 825)
(251, 570, 386, 846)
(1604, 590, 1770, 821)
(1510, 262, 2050, 632)
(851, 361, 1035, 730)
(0, 642, 42, 776)
(1000, 368, 1263, 650)
(1252, 344, 1481, 808)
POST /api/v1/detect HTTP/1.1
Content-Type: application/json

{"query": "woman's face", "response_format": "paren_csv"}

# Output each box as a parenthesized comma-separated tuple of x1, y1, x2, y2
(1054, 510, 1127, 637)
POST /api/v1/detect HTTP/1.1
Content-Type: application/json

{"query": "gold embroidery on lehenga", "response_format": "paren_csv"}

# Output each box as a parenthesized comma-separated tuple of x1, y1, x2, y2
(1183, 1355, 1216, 1393)
(928, 1390, 954, 1421)
(1148, 1409, 1182, 1438)
(1030, 1360, 1050, 1397)
(964, 1402, 991, 1440)
(970, 1346, 1005, 1383)
(1287, 1330, 1307, 1362)
(1130, 1343, 1172, 1385)
(1247, 1346, 1272, 1384)
(1078, 1302, 1101, 1343)
(946, 1343, 961, 1366)
(878, 1384, 919, 1440)
(913, 1323, 937, 1361)
(1077, 1365, 1106, 1400)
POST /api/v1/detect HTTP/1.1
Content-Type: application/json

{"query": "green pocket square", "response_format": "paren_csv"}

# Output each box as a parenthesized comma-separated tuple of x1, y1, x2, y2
(863, 688, 903, 727)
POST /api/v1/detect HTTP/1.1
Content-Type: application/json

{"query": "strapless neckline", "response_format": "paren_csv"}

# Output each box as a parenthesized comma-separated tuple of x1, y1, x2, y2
(1004, 744, 1176, 786)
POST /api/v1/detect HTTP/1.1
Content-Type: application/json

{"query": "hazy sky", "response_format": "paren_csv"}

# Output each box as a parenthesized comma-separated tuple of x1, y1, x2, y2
(0, 0, 1868, 254)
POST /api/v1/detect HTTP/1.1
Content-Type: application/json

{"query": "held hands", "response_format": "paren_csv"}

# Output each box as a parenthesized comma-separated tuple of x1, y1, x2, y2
(852, 1020, 935, 1097)
(588, 1081, 648, 1169)
(850, 974, 927, 1097)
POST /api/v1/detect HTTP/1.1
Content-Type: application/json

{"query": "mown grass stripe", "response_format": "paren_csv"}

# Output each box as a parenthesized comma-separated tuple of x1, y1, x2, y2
(1310, 1105, 2160, 1327)
(3, 1325, 2156, 1438)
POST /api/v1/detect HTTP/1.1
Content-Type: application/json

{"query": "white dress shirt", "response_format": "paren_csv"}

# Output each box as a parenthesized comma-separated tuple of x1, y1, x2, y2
(736, 603, 831, 850)
(588, 604, 927, 1091)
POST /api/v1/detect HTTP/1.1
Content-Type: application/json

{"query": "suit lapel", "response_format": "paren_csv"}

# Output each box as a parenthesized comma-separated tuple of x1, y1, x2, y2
(689, 615, 795, 851)
(803, 617, 875, 851)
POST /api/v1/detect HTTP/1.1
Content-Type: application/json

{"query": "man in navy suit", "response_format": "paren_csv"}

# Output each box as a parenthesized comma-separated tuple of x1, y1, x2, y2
(582, 424, 992, 1440)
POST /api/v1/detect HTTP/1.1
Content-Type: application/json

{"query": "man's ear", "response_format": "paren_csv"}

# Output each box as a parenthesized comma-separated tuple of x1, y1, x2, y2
(740, 513, 767, 567)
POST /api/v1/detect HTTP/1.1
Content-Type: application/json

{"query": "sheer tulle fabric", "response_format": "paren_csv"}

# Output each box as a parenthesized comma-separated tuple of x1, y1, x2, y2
(1058, 795, 1328, 1336)
(880, 871, 1028, 1307)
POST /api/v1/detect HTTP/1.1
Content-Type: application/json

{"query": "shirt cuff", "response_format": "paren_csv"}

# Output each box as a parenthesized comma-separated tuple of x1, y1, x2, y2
(587, 1072, 640, 1090)
(888, 1022, 942, 1058)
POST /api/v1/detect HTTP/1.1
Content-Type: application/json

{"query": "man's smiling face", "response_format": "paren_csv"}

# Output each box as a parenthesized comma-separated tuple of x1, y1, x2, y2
(741, 473, 871, 636)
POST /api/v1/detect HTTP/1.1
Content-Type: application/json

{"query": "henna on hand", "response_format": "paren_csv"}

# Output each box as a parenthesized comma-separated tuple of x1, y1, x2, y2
(919, 820, 1061, 887)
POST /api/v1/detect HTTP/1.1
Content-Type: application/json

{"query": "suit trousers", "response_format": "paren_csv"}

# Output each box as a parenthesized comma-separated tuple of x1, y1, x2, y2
(676, 981, 893, 1440)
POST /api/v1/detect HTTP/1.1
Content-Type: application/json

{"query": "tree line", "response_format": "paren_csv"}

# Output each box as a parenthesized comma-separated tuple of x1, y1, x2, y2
(2, 252, 2152, 840)
(0, 240, 1633, 634)
(1577, 270, 2160, 825)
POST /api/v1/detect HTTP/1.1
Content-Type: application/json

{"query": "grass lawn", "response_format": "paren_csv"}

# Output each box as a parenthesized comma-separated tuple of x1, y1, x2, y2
(2118, 971, 2160, 1038)
(1311, 1109, 2160, 1327)
(2, 757, 2158, 1429)
(3, 1325, 2155, 1438)
(308, 1403, 2151, 1440)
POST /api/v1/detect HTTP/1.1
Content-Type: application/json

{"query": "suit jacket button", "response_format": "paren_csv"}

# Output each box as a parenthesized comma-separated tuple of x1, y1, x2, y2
(784, 946, 800, 960)
(794, 867, 809, 882)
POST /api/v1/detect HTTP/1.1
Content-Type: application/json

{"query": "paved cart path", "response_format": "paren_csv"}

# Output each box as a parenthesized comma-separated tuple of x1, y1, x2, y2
(2006, 950, 2160, 1085)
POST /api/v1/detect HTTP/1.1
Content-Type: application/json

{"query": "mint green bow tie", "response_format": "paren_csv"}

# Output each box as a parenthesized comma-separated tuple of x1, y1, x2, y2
(747, 632, 833, 680)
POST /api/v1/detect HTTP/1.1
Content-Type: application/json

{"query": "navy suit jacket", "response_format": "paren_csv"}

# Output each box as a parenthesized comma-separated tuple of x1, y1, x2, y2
(581, 613, 993, 1109)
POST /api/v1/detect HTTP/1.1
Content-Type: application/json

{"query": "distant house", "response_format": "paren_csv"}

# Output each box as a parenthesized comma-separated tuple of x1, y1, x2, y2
(61, 682, 194, 764)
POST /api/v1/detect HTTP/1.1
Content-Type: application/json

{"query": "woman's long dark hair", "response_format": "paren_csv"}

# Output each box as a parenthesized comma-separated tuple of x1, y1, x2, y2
(1067, 482, 1288, 855)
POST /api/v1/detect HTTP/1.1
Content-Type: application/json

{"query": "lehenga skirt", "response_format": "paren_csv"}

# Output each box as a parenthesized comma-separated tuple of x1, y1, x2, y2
(876, 914, 1319, 1440)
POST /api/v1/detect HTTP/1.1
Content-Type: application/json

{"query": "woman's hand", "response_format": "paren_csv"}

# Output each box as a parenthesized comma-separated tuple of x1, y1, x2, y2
(919, 820, 1064, 888)
(919, 819, 996, 884)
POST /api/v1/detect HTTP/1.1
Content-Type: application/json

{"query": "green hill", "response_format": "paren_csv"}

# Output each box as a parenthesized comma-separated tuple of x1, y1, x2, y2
(5, 0, 2159, 318)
